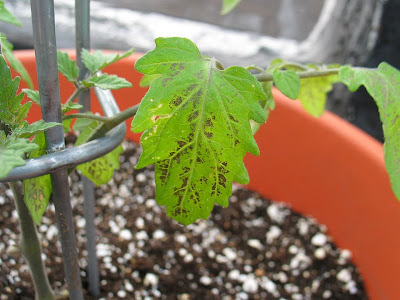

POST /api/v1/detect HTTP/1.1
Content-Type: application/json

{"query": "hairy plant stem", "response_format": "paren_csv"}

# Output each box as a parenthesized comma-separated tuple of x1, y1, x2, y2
(62, 113, 110, 122)
(65, 86, 87, 104)
(9, 181, 56, 300)
(255, 68, 340, 82)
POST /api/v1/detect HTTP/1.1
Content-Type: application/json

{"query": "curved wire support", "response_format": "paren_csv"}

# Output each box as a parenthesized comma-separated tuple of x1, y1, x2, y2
(0, 86, 126, 183)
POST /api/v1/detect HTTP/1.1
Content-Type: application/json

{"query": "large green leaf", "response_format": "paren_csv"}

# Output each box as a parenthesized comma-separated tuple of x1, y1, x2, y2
(2, 38, 33, 88)
(339, 63, 400, 200)
(221, 0, 242, 15)
(23, 133, 52, 225)
(132, 37, 266, 224)
(0, 1, 21, 26)
(0, 54, 30, 128)
(81, 48, 135, 73)
(0, 135, 38, 179)
(57, 51, 79, 82)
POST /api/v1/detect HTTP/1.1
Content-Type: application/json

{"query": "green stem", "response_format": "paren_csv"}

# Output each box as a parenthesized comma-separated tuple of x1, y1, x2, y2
(255, 68, 340, 82)
(62, 113, 110, 122)
(87, 104, 139, 141)
(9, 181, 56, 300)
(65, 86, 87, 104)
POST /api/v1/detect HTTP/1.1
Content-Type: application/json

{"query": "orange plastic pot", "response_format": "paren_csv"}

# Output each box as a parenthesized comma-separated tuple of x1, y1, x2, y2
(13, 50, 400, 299)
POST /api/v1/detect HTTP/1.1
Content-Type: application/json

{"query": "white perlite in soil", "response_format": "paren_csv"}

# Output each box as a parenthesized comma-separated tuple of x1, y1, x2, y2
(0, 139, 367, 299)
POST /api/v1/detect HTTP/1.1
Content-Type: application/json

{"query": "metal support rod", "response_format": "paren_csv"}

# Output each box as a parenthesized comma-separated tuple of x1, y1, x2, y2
(75, 0, 100, 297)
(30, 0, 84, 299)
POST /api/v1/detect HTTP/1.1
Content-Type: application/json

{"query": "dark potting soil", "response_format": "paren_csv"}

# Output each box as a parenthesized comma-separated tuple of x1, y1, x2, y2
(0, 139, 368, 299)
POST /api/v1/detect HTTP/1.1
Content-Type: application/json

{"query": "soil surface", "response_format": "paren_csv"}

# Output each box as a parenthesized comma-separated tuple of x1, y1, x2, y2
(0, 139, 368, 299)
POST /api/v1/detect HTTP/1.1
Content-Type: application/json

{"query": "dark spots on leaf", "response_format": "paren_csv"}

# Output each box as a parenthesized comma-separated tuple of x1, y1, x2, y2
(199, 176, 208, 184)
(204, 131, 213, 139)
(228, 114, 239, 123)
(197, 157, 204, 164)
(190, 190, 200, 205)
(194, 70, 204, 80)
(162, 77, 173, 87)
(188, 110, 199, 122)
(170, 96, 183, 108)
(172, 206, 188, 218)
(218, 174, 226, 188)
(185, 84, 197, 95)
(180, 177, 188, 189)
(177, 140, 186, 147)
(188, 133, 195, 142)
(158, 160, 169, 183)
(204, 118, 213, 128)
(234, 139, 240, 146)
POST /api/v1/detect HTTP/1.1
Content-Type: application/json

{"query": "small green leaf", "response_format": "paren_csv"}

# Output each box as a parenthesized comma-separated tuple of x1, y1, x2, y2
(2, 39, 33, 88)
(57, 51, 79, 82)
(81, 48, 135, 73)
(73, 112, 96, 132)
(77, 144, 124, 186)
(75, 120, 99, 144)
(0, 137, 38, 179)
(132, 37, 266, 224)
(221, 0, 242, 15)
(62, 102, 83, 114)
(75, 119, 124, 185)
(140, 74, 162, 88)
(23, 133, 51, 225)
(339, 63, 400, 200)
(0, 1, 21, 27)
(62, 118, 73, 133)
(297, 74, 339, 117)
(15, 120, 61, 139)
(273, 69, 300, 100)
(83, 73, 132, 90)
(0, 54, 28, 128)
(22, 89, 40, 106)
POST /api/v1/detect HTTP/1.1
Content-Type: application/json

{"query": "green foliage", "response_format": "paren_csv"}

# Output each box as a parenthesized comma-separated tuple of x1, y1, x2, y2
(15, 120, 61, 139)
(81, 48, 135, 73)
(272, 69, 300, 100)
(339, 63, 400, 200)
(2, 39, 34, 88)
(62, 102, 83, 114)
(0, 133, 38, 179)
(0, 0, 21, 27)
(140, 74, 162, 88)
(22, 89, 40, 106)
(297, 66, 339, 117)
(83, 73, 132, 90)
(266, 60, 339, 117)
(221, 0, 242, 15)
(132, 37, 266, 224)
(73, 112, 96, 132)
(23, 133, 52, 225)
(0, 55, 30, 128)
(0, 54, 59, 180)
(77, 145, 124, 186)
(57, 51, 79, 82)
(76, 120, 124, 185)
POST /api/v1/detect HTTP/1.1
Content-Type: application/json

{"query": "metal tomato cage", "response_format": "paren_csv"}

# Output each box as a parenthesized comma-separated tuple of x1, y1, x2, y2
(0, 0, 121, 298)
